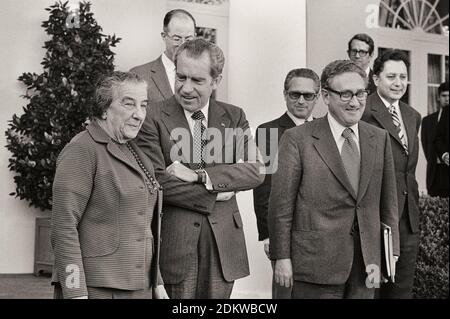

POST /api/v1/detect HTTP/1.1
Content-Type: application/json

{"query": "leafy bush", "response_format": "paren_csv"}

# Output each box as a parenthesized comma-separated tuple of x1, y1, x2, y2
(5, 1, 120, 211)
(413, 195, 449, 299)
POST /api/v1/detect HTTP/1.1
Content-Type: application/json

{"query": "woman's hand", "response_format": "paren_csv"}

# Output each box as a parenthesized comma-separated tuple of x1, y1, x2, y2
(153, 285, 169, 299)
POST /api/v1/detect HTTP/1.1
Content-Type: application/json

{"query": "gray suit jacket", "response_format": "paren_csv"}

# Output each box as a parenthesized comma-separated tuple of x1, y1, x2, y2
(268, 117, 399, 285)
(136, 96, 265, 284)
(130, 55, 173, 103)
(362, 93, 421, 233)
(51, 121, 163, 298)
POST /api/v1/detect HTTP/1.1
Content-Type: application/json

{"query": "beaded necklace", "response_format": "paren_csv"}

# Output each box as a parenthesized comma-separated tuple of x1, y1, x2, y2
(126, 142, 159, 194)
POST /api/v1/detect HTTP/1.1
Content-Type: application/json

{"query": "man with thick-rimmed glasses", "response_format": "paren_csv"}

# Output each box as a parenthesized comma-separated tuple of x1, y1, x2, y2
(131, 9, 196, 103)
(269, 60, 399, 299)
(347, 33, 376, 95)
(253, 68, 320, 299)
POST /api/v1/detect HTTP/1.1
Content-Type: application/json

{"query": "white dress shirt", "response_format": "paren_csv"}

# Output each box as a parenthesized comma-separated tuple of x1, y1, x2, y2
(161, 52, 175, 93)
(377, 93, 408, 148)
(286, 111, 313, 126)
(182, 102, 213, 189)
(327, 113, 360, 155)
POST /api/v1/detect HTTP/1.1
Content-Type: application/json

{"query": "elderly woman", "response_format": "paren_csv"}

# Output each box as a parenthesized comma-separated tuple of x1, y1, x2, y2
(50, 71, 168, 299)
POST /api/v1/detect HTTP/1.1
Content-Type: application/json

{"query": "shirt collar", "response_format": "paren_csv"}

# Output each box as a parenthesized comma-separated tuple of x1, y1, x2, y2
(365, 66, 371, 77)
(327, 112, 359, 142)
(286, 111, 313, 126)
(161, 52, 175, 72)
(377, 92, 399, 109)
(183, 100, 210, 123)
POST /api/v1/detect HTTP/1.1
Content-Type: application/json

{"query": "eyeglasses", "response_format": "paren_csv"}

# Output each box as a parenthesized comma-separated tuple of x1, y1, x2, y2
(287, 91, 318, 102)
(324, 88, 368, 102)
(348, 49, 370, 57)
(164, 33, 195, 44)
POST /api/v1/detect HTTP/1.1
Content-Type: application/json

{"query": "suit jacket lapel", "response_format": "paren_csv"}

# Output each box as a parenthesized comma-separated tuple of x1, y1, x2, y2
(357, 123, 375, 202)
(151, 56, 173, 100)
(278, 112, 296, 129)
(369, 93, 404, 147)
(312, 118, 357, 200)
(160, 97, 194, 167)
(207, 100, 229, 167)
(399, 101, 417, 155)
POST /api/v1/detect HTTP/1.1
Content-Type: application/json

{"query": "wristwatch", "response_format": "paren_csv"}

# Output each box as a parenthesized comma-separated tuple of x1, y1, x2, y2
(195, 169, 207, 184)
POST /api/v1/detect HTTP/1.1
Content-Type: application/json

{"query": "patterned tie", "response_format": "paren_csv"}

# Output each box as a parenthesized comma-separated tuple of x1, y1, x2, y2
(192, 110, 206, 169)
(388, 104, 408, 154)
(341, 128, 360, 195)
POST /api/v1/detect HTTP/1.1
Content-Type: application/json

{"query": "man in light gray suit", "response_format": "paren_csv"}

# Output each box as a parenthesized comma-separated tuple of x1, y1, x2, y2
(130, 9, 196, 103)
(136, 38, 264, 299)
(269, 60, 399, 299)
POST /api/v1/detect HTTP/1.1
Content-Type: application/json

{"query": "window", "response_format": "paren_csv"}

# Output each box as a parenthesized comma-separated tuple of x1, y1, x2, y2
(379, 0, 449, 36)
(427, 53, 449, 113)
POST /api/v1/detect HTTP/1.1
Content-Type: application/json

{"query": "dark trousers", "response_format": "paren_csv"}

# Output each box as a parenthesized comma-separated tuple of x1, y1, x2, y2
(292, 230, 375, 299)
(429, 164, 449, 197)
(271, 261, 292, 299)
(164, 216, 234, 299)
(380, 210, 419, 299)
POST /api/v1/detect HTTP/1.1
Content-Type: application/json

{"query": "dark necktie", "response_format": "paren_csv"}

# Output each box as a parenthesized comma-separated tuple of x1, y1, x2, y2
(341, 128, 360, 195)
(388, 104, 408, 154)
(192, 110, 206, 169)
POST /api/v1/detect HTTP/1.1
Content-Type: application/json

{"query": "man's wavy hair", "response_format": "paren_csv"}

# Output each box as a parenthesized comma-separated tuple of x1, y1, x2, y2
(174, 38, 225, 79)
(321, 60, 367, 90)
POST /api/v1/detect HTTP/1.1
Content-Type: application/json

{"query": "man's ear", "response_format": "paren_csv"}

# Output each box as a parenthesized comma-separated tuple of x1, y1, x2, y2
(373, 74, 379, 87)
(212, 74, 222, 90)
(161, 32, 165, 39)
(321, 89, 330, 106)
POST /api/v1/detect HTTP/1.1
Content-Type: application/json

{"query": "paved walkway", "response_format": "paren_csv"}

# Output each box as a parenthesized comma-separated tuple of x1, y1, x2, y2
(0, 274, 53, 299)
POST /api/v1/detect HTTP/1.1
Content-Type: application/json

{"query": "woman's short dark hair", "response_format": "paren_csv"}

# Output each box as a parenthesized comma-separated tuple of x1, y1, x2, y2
(92, 71, 147, 119)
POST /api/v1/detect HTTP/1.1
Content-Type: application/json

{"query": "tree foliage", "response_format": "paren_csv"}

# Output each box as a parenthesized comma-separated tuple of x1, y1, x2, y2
(5, 1, 120, 210)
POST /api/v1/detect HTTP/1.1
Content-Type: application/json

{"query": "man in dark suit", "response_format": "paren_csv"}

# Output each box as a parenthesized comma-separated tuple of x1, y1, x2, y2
(422, 82, 449, 197)
(434, 84, 449, 192)
(130, 9, 196, 103)
(347, 33, 376, 95)
(253, 68, 320, 299)
(136, 38, 264, 299)
(269, 60, 399, 299)
(362, 50, 422, 299)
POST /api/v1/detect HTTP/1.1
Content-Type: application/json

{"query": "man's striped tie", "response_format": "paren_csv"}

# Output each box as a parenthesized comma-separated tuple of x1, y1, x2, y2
(388, 105, 408, 154)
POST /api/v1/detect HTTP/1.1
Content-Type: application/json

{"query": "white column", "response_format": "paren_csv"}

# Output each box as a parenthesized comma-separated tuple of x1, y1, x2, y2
(228, 0, 307, 298)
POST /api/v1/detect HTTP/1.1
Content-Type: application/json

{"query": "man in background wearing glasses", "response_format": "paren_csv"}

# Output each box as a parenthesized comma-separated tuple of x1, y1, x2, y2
(362, 50, 422, 299)
(253, 68, 320, 299)
(347, 33, 377, 95)
(268, 60, 399, 298)
(131, 9, 196, 103)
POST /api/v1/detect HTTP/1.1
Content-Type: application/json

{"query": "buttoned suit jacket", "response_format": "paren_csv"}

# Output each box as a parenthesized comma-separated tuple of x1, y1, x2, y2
(50, 121, 163, 299)
(130, 55, 173, 103)
(421, 111, 441, 193)
(268, 117, 399, 285)
(253, 112, 296, 241)
(136, 96, 264, 284)
(362, 93, 422, 233)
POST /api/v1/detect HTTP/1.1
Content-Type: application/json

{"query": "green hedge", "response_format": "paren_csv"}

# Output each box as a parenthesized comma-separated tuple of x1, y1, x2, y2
(413, 195, 449, 299)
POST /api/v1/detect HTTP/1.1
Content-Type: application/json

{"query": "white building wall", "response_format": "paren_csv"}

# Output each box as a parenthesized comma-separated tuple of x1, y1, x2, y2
(228, 0, 307, 298)
(0, 0, 166, 274)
